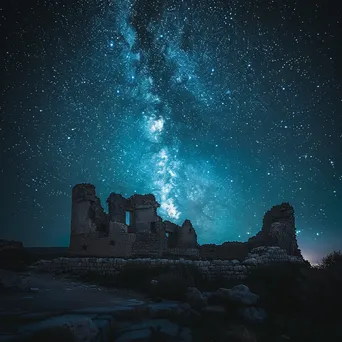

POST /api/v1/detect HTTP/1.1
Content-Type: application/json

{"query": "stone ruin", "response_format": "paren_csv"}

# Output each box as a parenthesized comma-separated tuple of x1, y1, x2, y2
(247, 203, 302, 257)
(201, 203, 302, 260)
(69, 183, 302, 259)
(69, 183, 198, 258)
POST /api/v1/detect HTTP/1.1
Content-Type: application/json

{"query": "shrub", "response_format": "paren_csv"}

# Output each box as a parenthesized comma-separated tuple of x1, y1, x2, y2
(149, 265, 205, 300)
(320, 250, 342, 270)
(152, 271, 189, 300)
(115, 263, 155, 290)
(246, 262, 307, 314)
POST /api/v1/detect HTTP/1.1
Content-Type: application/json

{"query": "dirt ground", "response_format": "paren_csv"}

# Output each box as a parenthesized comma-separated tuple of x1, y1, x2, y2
(1, 271, 149, 312)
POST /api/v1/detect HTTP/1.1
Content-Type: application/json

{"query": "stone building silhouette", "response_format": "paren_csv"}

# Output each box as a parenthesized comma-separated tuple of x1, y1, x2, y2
(69, 183, 198, 257)
(69, 183, 301, 259)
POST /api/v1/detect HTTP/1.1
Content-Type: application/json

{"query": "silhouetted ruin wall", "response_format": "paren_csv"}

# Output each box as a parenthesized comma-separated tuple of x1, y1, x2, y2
(69, 184, 303, 260)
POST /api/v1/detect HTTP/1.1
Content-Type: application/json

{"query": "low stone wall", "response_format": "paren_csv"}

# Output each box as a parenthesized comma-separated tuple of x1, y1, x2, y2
(200, 242, 249, 260)
(167, 247, 200, 257)
(33, 246, 304, 281)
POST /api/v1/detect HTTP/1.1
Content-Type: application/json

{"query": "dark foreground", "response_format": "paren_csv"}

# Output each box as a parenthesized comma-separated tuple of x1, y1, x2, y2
(1, 267, 342, 342)
(1, 246, 342, 342)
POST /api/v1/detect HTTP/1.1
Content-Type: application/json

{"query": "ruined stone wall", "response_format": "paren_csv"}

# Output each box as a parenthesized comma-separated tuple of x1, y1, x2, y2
(166, 248, 200, 258)
(133, 207, 159, 233)
(106, 193, 127, 224)
(177, 220, 198, 248)
(109, 221, 128, 234)
(35, 247, 304, 281)
(163, 221, 179, 248)
(70, 184, 303, 260)
(70, 183, 108, 238)
(131, 231, 166, 257)
(200, 242, 249, 260)
(69, 232, 136, 258)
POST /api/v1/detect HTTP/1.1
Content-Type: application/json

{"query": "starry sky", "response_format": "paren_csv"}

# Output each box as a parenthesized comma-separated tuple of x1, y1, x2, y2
(1, 0, 341, 264)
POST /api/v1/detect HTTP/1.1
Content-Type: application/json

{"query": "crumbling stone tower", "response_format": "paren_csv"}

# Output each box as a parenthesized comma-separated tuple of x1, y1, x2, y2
(70, 183, 108, 236)
(248, 202, 302, 257)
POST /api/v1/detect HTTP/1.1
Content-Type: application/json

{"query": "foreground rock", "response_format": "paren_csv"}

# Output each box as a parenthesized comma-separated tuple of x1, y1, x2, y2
(0, 269, 31, 292)
(115, 319, 192, 342)
(237, 306, 267, 324)
(4, 302, 194, 342)
(21, 316, 99, 342)
(201, 305, 226, 318)
(216, 284, 259, 306)
(185, 285, 267, 324)
(185, 287, 207, 310)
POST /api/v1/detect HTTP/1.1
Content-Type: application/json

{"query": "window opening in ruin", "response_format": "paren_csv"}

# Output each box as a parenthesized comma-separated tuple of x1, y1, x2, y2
(110, 240, 116, 246)
(125, 211, 131, 225)
(165, 232, 169, 239)
(189, 228, 192, 233)
(81, 244, 87, 251)
(151, 221, 156, 233)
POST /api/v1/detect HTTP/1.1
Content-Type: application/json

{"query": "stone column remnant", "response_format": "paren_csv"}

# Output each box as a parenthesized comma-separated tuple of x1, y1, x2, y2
(70, 183, 108, 236)
(106, 193, 128, 224)
(177, 219, 198, 248)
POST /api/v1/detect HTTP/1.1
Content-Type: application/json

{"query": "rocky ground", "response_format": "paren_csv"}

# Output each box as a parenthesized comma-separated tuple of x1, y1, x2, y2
(0, 269, 270, 342)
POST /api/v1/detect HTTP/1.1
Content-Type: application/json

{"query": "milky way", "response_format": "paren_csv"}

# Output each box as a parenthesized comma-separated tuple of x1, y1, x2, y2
(1, 0, 342, 263)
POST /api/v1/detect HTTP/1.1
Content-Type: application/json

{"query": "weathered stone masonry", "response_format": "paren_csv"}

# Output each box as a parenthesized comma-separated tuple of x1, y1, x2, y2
(35, 246, 304, 281)
(70, 183, 199, 258)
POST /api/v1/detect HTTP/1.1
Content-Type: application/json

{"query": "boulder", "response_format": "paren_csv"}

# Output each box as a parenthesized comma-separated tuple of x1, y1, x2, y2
(223, 325, 257, 342)
(0, 269, 31, 291)
(185, 287, 207, 310)
(201, 305, 226, 318)
(63, 318, 99, 342)
(21, 315, 99, 342)
(115, 319, 192, 342)
(148, 302, 182, 319)
(24, 325, 78, 342)
(216, 285, 259, 306)
(237, 306, 267, 324)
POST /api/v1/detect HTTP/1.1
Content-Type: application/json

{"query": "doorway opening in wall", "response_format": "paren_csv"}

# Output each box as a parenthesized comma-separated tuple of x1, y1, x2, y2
(125, 211, 131, 226)
(165, 232, 169, 239)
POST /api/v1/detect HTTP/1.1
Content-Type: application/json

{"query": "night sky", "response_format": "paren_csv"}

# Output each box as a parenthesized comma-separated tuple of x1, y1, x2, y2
(1, 0, 341, 264)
